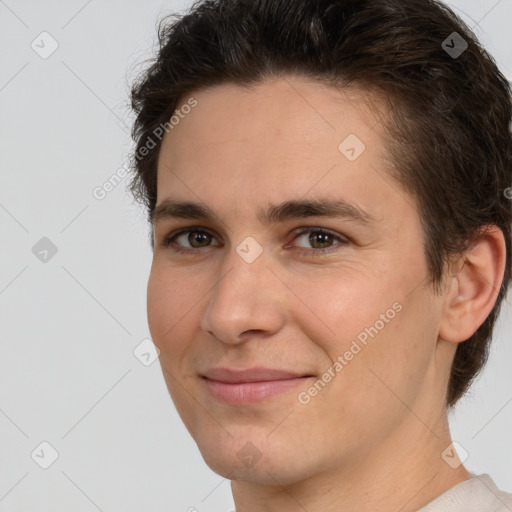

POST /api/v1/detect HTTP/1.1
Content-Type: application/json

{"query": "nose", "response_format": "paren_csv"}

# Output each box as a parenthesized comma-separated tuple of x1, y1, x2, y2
(199, 245, 286, 344)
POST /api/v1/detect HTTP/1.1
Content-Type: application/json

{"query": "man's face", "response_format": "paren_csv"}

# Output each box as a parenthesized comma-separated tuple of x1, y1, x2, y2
(148, 76, 450, 484)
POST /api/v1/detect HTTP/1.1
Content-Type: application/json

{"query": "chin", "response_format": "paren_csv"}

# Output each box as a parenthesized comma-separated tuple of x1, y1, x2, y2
(195, 433, 312, 486)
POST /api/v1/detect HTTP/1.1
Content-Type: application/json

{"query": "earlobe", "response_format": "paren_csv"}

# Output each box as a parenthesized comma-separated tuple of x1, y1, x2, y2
(438, 226, 506, 344)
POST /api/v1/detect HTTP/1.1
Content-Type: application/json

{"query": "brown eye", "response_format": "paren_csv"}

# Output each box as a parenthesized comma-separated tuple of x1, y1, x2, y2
(307, 231, 335, 249)
(292, 227, 348, 253)
(185, 231, 212, 248)
(162, 228, 220, 252)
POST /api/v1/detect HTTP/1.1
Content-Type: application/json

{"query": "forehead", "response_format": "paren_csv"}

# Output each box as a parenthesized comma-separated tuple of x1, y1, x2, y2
(160, 76, 385, 163)
(155, 76, 414, 232)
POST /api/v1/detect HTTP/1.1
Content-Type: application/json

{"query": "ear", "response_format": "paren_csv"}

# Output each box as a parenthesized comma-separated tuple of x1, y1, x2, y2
(438, 225, 507, 343)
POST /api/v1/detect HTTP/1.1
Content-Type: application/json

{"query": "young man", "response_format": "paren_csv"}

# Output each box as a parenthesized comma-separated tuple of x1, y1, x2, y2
(128, 0, 512, 510)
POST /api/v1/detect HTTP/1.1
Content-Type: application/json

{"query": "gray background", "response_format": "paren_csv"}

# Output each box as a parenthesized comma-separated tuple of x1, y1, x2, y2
(0, 0, 511, 510)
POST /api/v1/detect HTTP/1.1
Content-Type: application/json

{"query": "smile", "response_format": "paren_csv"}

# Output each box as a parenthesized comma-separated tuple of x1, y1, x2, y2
(202, 376, 312, 405)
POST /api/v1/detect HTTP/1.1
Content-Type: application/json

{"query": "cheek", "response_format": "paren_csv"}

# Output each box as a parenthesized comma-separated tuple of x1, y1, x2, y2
(146, 266, 195, 357)
(292, 264, 393, 351)
(333, 288, 435, 414)
(146, 269, 168, 342)
(303, 263, 431, 390)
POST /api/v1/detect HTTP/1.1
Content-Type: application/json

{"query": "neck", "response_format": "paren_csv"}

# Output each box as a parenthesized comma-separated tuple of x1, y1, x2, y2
(230, 407, 472, 512)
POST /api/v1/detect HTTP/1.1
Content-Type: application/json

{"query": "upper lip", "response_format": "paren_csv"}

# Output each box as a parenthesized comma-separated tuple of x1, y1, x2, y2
(202, 367, 312, 383)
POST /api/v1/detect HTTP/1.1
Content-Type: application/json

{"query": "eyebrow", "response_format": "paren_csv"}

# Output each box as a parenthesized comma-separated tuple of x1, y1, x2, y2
(151, 197, 377, 227)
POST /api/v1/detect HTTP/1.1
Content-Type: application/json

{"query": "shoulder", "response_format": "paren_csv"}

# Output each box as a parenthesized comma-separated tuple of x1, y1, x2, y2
(472, 474, 512, 511)
(418, 473, 512, 512)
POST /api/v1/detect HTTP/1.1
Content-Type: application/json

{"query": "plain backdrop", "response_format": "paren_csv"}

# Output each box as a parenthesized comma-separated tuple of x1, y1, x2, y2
(0, 1, 511, 511)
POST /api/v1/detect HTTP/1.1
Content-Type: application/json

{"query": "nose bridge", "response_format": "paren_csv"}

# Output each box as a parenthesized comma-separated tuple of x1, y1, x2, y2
(200, 243, 284, 342)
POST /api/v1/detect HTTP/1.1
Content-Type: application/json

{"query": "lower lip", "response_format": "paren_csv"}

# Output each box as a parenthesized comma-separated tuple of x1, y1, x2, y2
(203, 377, 312, 405)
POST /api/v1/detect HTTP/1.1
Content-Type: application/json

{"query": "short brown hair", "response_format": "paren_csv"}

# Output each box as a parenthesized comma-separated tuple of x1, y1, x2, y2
(128, 0, 512, 409)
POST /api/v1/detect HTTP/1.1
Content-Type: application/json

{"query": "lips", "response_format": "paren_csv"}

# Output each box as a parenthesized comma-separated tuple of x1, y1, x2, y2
(201, 367, 314, 405)
(202, 367, 312, 383)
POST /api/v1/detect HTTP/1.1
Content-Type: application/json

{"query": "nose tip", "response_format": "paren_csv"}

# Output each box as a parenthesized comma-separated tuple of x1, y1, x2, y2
(199, 254, 286, 345)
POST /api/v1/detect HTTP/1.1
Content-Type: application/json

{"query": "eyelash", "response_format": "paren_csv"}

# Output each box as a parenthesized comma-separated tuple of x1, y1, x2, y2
(161, 226, 349, 257)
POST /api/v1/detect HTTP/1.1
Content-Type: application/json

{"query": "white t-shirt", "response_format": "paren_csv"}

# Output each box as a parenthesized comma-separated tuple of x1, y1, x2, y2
(230, 473, 511, 511)
(417, 473, 512, 511)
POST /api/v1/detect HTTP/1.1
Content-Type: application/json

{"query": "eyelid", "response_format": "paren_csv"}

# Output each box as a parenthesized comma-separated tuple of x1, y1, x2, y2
(163, 225, 221, 249)
(288, 226, 348, 246)
(162, 225, 349, 254)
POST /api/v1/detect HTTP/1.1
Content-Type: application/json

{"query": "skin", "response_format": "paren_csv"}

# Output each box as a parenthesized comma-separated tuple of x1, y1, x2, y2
(147, 75, 506, 512)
